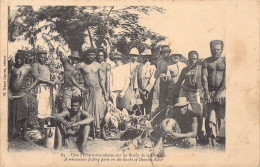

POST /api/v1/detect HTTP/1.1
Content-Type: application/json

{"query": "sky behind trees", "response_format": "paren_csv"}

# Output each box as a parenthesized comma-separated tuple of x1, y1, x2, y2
(9, 2, 225, 59)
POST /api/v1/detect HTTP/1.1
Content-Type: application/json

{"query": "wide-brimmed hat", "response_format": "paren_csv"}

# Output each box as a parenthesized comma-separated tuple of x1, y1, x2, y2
(142, 49, 152, 56)
(37, 50, 47, 54)
(111, 51, 123, 60)
(136, 98, 143, 105)
(160, 45, 171, 53)
(170, 54, 182, 59)
(174, 97, 189, 107)
(68, 51, 81, 59)
(129, 47, 139, 56)
(85, 47, 97, 55)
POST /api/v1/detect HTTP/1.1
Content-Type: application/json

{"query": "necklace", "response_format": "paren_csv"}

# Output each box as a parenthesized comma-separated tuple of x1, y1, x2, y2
(188, 63, 198, 87)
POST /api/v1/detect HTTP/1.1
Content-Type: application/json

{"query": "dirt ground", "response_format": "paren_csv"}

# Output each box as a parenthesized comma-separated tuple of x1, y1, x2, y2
(8, 137, 225, 154)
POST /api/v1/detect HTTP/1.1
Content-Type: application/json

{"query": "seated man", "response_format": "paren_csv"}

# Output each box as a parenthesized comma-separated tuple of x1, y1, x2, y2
(153, 97, 198, 152)
(53, 96, 94, 153)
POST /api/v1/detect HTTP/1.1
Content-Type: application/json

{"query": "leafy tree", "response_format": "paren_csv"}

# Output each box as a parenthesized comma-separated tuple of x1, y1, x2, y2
(9, 6, 166, 55)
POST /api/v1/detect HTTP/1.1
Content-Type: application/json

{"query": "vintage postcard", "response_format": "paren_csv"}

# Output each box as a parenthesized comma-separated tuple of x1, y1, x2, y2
(0, 0, 259, 166)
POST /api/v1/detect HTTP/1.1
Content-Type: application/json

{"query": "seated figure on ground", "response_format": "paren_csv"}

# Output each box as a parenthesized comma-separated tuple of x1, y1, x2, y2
(53, 96, 94, 153)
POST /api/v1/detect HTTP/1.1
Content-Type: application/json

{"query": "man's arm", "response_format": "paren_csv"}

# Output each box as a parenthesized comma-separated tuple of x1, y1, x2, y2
(98, 65, 108, 100)
(145, 65, 156, 92)
(154, 60, 161, 79)
(173, 117, 198, 138)
(215, 59, 226, 103)
(52, 110, 72, 128)
(120, 75, 130, 97)
(53, 111, 68, 122)
(217, 67, 225, 93)
(174, 67, 186, 96)
(56, 47, 67, 65)
(28, 65, 40, 90)
(72, 110, 94, 126)
(106, 65, 111, 94)
(69, 64, 86, 93)
(201, 60, 210, 103)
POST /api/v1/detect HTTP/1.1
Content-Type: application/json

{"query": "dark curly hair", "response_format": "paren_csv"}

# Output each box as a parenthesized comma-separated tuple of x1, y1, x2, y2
(71, 96, 83, 104)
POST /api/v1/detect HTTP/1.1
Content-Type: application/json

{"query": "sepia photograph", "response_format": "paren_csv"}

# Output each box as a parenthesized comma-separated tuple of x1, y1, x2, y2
(1, 0, 259, 167)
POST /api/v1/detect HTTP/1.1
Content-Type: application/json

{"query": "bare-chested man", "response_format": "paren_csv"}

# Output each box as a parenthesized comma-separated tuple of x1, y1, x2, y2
(70, 47, 108, 137)
(56, 48, 82, 109)
(175, 51, 204, 143)
(202, 40, 226, 146)
(96, 48, 111, 95)
(9, 50, 39, 138)
(32, 50, 55, 130)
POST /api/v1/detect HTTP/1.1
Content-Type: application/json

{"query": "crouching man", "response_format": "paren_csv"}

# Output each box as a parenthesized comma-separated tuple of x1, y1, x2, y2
(53, 96, 93, 153)
(153, 97, 198, 151)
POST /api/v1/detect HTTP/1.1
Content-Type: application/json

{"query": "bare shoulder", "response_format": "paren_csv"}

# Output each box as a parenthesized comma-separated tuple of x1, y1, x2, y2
(219, 57, 226, 63)
(25, 64, 32, 69)
(93, 62, 102, 69)
(106, 62, 111, 70)
(57, 110, 69, 117)
(95, 61, 102, 66)
(203, 57, 212, 63)
(182, 66, 189, 72)
(32, 63, 39, 68)
(151, 64, 156, 70)
(80, 109, 91, 117)
(202, 57, 211, 67)
(77, 62, 85, 69)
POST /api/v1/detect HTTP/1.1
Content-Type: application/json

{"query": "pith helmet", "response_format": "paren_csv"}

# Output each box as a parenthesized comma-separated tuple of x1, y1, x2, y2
(142, 49, 152, 56)
(129, 47, 139, 56)
(69, 51, 81, 59)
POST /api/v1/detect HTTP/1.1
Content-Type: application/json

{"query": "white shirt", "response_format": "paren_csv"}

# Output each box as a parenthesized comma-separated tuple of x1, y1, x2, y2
(167, 62, 186, 82)
(110, 64, 128, 91)
(105, 58, 116, 68)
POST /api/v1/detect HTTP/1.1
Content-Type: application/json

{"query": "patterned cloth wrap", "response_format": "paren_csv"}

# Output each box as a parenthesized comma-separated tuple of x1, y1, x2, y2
(9, 90, 39, 130)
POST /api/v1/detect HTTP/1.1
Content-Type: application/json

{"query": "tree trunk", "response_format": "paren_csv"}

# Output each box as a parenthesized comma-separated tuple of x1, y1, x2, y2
(87, 27, 94, 47)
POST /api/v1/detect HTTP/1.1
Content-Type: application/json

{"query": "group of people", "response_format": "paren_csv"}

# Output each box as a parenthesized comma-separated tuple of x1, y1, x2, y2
(8, 39, 226, 153)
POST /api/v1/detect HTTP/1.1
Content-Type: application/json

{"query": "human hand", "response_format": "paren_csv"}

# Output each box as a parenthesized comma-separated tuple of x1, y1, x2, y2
(214, 92, 222, 104)
(205, 92, 211, 103)
(160, 73, 166, 78)
(135, 90, 140, 99)
(71, 122, 78, 127)
(172, 132, 182, 139)
(63, 121, 72, 129)
(119, 91, 125, 98)
(109, 92, 114, 99)
(140, 89, 148, 96)
(8, 94, 13, 100)
(24, 87, 31, 93)
(80, 86, 88, 94)
(104, 93, 109, 101)
(56, 46, 63, 57)
(48, 81, 56, 86)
